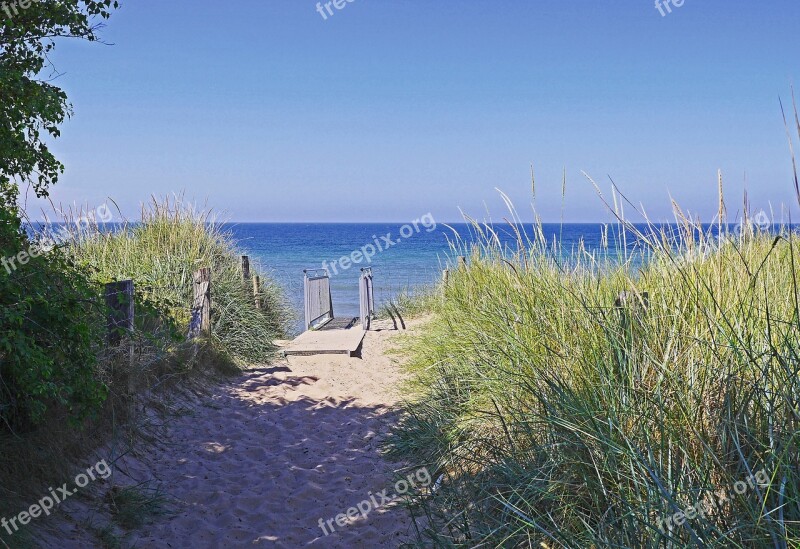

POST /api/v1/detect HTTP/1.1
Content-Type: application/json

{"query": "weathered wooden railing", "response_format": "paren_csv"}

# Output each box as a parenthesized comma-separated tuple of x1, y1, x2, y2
(104, 255, 266, 343)
(359, 267, 375, 331)
(303, 268, 334, 331)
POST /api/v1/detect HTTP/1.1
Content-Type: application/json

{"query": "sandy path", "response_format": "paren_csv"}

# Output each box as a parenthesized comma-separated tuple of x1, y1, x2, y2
(116, 321, 416, 548)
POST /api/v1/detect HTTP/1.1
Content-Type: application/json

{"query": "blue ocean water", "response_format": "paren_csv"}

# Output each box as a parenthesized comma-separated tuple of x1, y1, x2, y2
(25, 220, 776, 335)
(227, 222, 612, 334)
(29, 220, 610, 333)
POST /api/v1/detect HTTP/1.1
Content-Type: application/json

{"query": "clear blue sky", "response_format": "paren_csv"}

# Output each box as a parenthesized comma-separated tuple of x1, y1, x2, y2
(25, 0, 800, 223)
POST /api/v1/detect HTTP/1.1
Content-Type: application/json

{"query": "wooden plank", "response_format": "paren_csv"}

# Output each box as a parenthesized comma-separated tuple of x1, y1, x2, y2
(319, 317, 357, 330)
(359, 271, 370, 331)
(105, 280, 134, 345)
(241, 256, 250, 283)
(283, 327, 365, 357)
(253, 275, 261, 309)
(305, 273, 333, 329)
(105, 280, 136, 406)
(189, 268, 211, 338)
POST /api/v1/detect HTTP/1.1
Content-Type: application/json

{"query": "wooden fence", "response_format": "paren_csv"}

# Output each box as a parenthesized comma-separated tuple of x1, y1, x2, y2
(105, 255, 262, 343)
(303, 268, 334, 331)
(359, 267, 375, 331)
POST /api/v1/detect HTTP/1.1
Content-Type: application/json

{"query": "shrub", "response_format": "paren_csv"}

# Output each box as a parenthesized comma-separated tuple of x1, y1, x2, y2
(0, 206, 106, 429)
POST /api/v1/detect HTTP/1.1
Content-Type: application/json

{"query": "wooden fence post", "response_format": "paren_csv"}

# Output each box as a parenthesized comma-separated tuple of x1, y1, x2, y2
(241, 256, 250, 283)
(614, 291, 649, 330)
(189, 268, 211, 338)
(105, 280, 134, 345)
(614, 290, 649, 364)
(105, 280, 135, 409)
(458, 256, 467, 269)
(442, 268, 449, 284)
(614, 291, 649, 314)
(253, 275, 261, 309)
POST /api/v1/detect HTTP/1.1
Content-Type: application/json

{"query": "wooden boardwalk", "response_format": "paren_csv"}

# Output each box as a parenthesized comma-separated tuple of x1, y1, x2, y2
(283, 319, 365, 357)
(318, 317, 358, 331)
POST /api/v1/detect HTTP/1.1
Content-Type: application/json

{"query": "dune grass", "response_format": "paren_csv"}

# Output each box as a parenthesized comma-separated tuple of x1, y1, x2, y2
(0, 196, 293, 547)
(60, 196, 292, 365)
(388, 208, 800, 547)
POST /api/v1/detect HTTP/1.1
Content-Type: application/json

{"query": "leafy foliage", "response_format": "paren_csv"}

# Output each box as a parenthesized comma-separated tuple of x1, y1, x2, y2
(0, 0, 118, 429)
(0, 211, 106, 429)
(0, 0, 117, 203)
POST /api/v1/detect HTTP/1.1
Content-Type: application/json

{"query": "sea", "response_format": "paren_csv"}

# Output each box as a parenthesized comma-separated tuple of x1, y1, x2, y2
(27, 220, 773, 335)
(227, 222, 613, 335)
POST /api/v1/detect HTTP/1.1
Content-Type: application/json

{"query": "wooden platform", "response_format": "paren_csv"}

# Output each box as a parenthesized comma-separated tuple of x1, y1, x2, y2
(318, 317, 358, 331)
(283, 320, 365, 357)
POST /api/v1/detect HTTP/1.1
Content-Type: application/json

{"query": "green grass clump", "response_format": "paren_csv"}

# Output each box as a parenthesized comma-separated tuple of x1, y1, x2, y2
(64, 196, 292, 365)
(106, 483, 168, 530)
(389, 216, 800, 547)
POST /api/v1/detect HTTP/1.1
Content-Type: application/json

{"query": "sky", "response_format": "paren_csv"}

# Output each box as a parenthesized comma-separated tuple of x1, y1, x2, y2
(22, 0, 800, 223)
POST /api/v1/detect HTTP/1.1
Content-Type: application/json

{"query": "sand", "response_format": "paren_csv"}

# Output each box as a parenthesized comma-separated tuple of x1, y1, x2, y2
(33, 320, 419, 548)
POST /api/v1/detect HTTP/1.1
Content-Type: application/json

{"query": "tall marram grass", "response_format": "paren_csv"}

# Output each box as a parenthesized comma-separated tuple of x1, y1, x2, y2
(61, 196, 292, 364)
(1, 197, 293, 547)
(390, 214, 800, 547)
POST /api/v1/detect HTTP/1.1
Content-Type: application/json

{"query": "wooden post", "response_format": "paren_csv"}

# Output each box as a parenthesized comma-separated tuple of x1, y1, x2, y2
(241, 256, 250, 283)
(105, 280, 134, 345)
(253, 275, 261, 309)
(614, 291, 649, 356)
(189, 268, 211, 338)
(458, 256, 467, 269)
(614, 291, 649, 312)
(442, 268, 449, 284)
(106, 280, 135, 409)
